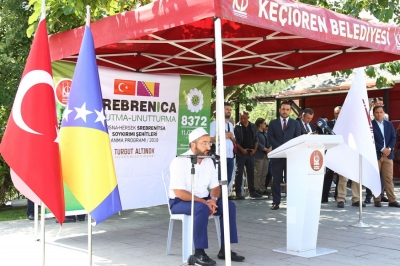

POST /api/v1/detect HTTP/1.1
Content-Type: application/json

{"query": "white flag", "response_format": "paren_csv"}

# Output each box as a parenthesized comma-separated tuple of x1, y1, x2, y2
(325, 68, 381, 196)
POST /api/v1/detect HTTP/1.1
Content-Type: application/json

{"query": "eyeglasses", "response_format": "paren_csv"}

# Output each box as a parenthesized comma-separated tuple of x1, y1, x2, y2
(199, 141, 211, 147)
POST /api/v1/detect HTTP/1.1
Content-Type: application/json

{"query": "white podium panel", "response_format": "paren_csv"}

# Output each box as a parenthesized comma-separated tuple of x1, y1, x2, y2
(269, 135, 343, 257)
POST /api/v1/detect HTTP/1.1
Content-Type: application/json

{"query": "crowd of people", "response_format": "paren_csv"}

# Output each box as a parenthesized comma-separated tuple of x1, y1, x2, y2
(165, 99, 399, 265)
(24, 99, 399, 266)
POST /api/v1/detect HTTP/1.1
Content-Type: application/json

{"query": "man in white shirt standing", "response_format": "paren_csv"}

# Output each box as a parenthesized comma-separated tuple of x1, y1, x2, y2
(210, 102, 236, 184)
(169, 127, 245, 265)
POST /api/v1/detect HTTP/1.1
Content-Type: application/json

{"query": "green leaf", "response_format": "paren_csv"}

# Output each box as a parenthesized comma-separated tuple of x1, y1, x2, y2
(64, 6, 74, 15)
(28, 12, 40, 24)
(26, 24, 35, 38)
(375, 77, 387, 88)
(365, 66, 376, 78)
(385, 8, 393, 20)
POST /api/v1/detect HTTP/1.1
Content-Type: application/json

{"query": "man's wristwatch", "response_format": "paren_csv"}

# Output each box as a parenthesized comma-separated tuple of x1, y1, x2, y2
(211, 197, 218, 201)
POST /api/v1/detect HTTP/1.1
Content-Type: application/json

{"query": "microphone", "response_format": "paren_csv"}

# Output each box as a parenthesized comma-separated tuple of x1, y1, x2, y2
(208, 150, 220, 160)
(316, 118, 335, 135)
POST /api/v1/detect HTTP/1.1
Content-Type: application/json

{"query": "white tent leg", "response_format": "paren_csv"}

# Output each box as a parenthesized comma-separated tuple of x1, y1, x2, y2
(214, 16, 232, 266)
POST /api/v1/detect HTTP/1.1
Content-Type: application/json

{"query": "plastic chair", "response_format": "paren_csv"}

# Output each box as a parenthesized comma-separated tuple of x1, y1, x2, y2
(162, 168, 221, 262)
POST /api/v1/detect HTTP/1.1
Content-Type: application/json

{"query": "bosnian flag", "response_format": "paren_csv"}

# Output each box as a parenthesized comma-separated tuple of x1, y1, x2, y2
(325, 68, 381, 196)
(0, 19, 65, 224)
(59, 25, 122, 224)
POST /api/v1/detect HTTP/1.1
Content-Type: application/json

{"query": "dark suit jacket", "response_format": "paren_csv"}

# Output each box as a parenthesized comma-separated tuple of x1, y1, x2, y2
(327, 119, 336, 132)
(267, 117, 301, 162)
(372, 119, 396, 160)
(298, 120, 316, 135)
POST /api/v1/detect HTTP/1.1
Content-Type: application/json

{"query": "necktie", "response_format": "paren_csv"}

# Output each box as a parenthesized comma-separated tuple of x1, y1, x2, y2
(305, 124, 310, 133)
(283, 118, 287, 131)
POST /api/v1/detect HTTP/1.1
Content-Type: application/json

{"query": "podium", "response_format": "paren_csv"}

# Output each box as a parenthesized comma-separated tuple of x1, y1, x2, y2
(268, 134, 344, 258)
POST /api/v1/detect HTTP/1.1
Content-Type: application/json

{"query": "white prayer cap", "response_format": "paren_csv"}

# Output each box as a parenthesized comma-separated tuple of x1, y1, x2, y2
(188, 127, 208, 143)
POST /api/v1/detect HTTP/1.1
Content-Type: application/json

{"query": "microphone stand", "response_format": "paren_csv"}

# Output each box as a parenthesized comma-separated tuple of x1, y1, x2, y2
(176, 154, 214, 265)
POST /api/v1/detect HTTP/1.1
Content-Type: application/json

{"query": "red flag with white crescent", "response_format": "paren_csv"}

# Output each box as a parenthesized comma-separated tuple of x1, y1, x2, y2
(0, 19, 65, 224)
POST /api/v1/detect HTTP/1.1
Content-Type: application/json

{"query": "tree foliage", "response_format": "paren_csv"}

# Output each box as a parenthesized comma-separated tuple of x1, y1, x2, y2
(247, 79, 299, 124)
(299, 0, 400, 88)
(0, 1, 33, 205)
(27, 0, 151, 36)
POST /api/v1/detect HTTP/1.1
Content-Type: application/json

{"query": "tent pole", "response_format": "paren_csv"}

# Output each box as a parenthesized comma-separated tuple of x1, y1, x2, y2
(40, 202, 45, 266)
(214, 16, 232, 266)
(350, 154, 370, 228)
(88, 214, 93, 265)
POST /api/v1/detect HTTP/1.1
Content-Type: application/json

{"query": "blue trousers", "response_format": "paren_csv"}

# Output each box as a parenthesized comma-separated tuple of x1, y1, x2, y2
(218, 157, 235, 184)
(27, 199, 34, 216)
(169, 197, 238, 249)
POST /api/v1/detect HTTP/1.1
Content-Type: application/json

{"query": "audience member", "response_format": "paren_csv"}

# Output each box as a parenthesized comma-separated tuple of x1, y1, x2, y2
(234, 111, 260, 199)
(321, 106, 341, 203)
(370, 97, 389, 121)
(27, 199, 34, 220)
(268, 101, 301, 210)
(254, 118, 271, 195)
(371, 106, 400, 208)
(210, 102, 236, 184)
(298, 108, 316, 135)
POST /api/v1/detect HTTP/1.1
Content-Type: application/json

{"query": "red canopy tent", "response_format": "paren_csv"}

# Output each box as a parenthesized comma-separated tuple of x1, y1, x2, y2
(48, 0, 400, 262)
(49, 0, 400, 85)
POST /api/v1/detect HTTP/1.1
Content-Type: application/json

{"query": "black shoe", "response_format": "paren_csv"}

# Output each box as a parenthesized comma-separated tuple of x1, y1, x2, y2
(262, 190, 269, 196)
(234, 194, 245, 200)
(217, 251, 245, 262)
(27, 215, 34, 220)
(364, 196, 371, 204)
(337, 201, 345, 208)
(192, 253, 216, 266)
(382, 196, 389, 202)
(321, 198, 328, 203)
(389, 201, 400, 208)
(271, 204, 279, 210)
(249, 191, 262, 198)
(352, 201, 366, 207)
(77, 215, 86, 221)
(374, 201, 382, 207)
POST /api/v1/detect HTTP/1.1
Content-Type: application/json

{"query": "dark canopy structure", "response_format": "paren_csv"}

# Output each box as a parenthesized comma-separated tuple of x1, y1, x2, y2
(49, 0, 400, 86)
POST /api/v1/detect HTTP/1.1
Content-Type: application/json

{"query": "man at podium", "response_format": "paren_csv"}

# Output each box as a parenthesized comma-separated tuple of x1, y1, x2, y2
(267, 101, 301, 210)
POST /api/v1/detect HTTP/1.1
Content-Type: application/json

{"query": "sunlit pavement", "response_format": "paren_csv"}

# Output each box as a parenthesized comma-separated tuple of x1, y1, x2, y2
(1, 187, 400, 266)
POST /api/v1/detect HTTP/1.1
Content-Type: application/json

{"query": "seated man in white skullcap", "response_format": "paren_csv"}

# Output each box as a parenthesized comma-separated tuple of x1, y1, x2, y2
(169, 127, 245, 265)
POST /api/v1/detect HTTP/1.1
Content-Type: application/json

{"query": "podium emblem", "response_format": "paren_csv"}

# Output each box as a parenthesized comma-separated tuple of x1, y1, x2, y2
(310, 150, 323, 171)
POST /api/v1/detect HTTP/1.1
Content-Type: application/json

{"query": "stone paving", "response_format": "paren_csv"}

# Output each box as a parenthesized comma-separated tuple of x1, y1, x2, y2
(1, 187, 400, 266)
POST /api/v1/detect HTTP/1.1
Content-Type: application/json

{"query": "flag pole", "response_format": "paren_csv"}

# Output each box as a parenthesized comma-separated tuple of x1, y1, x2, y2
(350, 154, 370, 228)
(88, 214, 93, 266)
(34, 202, 39, 240)
(40, 202, 46, 266)
(40, 1, 47, 264)
(85, 8, 93, 265)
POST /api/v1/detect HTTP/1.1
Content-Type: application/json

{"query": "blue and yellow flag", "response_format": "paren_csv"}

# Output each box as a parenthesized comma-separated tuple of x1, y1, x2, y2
(59, 26, 122, 224)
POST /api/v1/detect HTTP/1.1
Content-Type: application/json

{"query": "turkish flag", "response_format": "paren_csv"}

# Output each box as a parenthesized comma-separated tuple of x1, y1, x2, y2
(114, 79, 136, 95)
(0, 19, 65, 224)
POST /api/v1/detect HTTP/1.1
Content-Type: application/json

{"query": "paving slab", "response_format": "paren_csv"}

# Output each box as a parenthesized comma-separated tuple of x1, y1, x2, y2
(1, 188, 400, 265)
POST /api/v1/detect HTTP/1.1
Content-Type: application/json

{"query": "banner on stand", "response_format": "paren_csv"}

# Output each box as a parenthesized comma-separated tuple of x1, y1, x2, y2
(46, 61, 211, 217)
